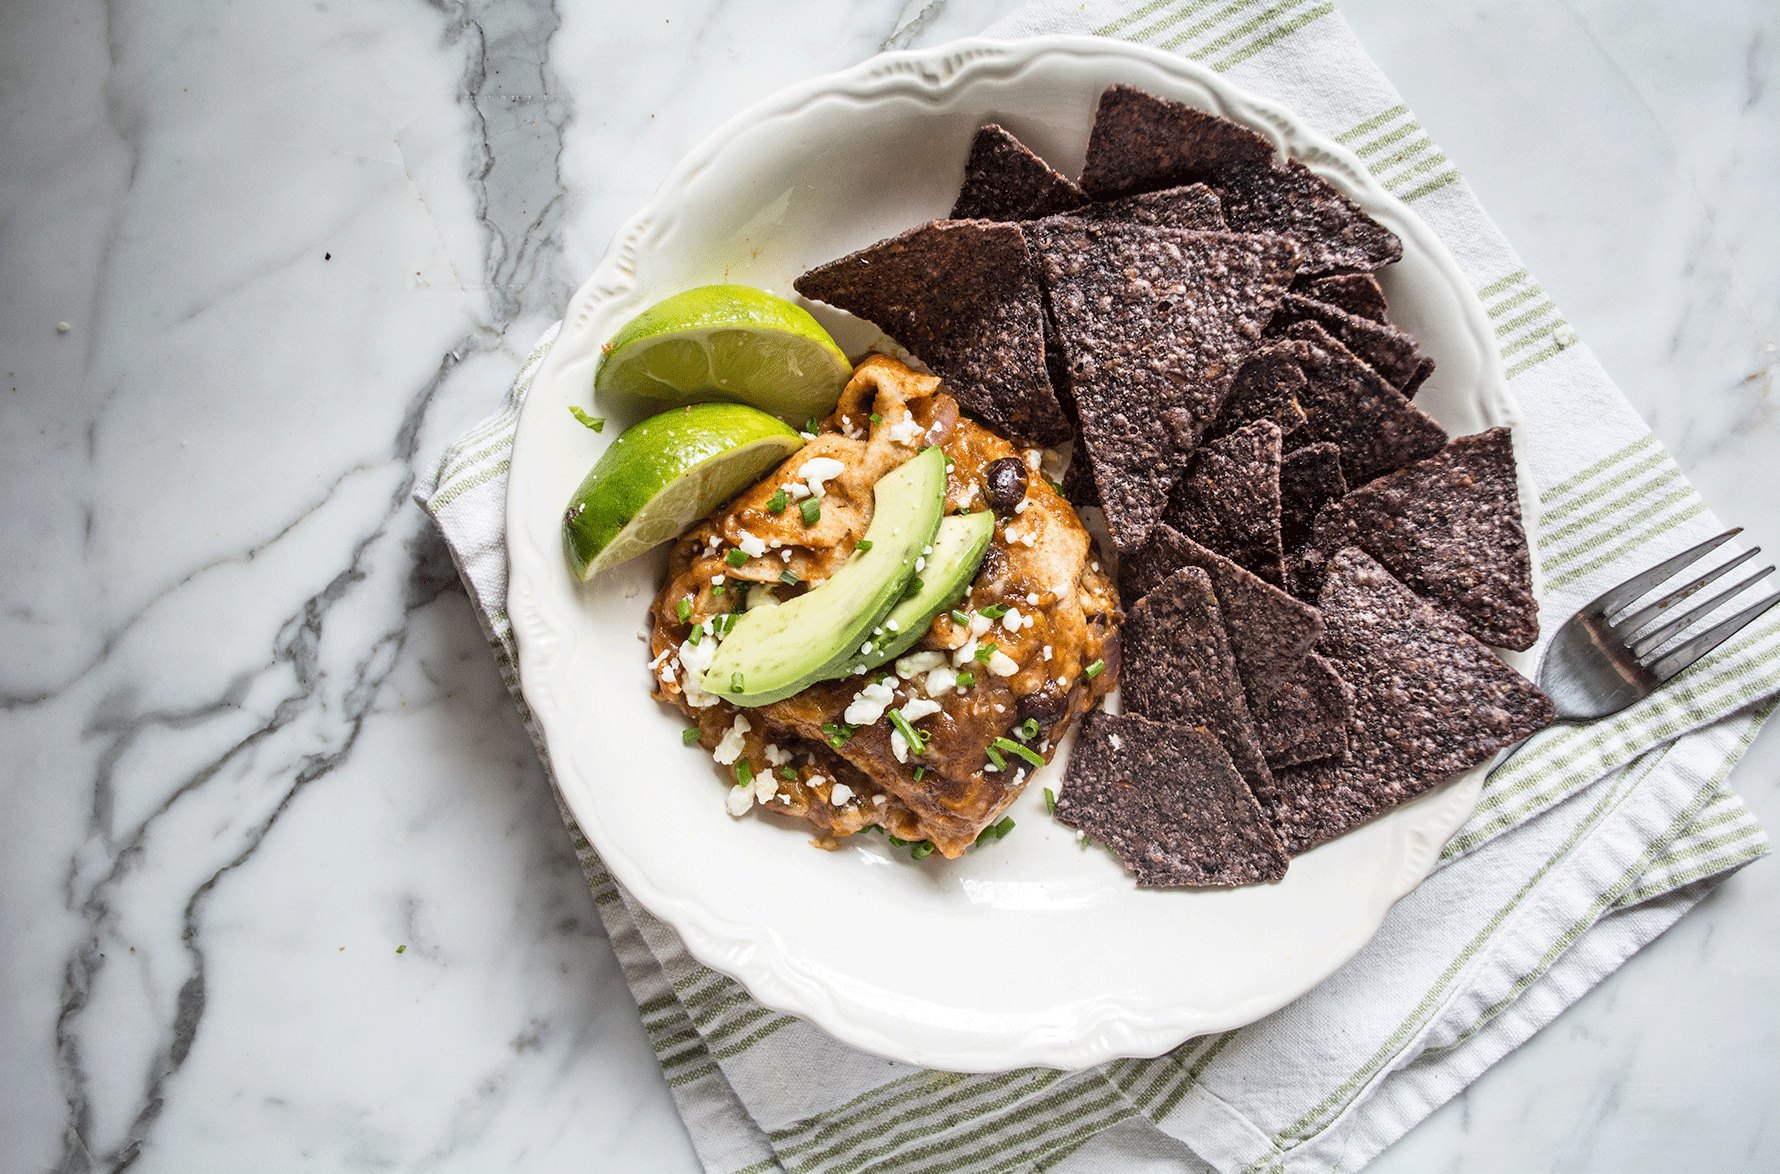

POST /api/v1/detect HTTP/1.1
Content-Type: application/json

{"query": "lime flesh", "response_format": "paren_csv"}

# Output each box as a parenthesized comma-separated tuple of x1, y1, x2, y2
(563, 403, 803, 581)
(595, 285, 851, 420)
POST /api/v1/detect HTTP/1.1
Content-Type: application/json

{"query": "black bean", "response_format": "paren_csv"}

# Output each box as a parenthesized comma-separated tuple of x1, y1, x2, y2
(983, 457, 1029, 515)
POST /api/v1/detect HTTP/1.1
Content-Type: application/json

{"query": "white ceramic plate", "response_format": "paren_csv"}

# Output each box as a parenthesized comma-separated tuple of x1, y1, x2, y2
(506, 36, 1536, 1072)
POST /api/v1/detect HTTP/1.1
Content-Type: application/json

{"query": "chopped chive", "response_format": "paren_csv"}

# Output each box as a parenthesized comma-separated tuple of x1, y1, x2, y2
(1085, 658, 1106, 679)
(729, 671, 744, 694)
(766, 489, 788, 514)
(887, 835, 909, 847)
(717, 613, 737, 637)
(778, 765, 797, 781)
(888, 708, 927, 755)
(1044, 476, 1064, 493)
(676, 596, 693, 622)
(779, 569, 799, 586)
(1017, 718, 1041, 742)
(733, 759, 753, 787)
(910, 840, 935, 860)
(869, 411, 883, 425)
(993, 736, 1046, 768)
(682, 727, 700, 746)
(977, 815, 1015, 845)
(1043, 787, 1056, 814)
(712, 584, 726, 595)
(855, 539, 873, 553)
(980, 603, 1010, 618)
(821, 722, 855, 748)
(396, 944, 406, 954)
(974, 642, 996, 663)
(912, 766, 926, 782)
(568, 405, 605, 431)
(686, 625, 703, 646)
(984, 744, 1007, 770)
(724, 548, 749, 568)
(956, 670, 976, 689)
(949, 609, 970, 625)
(805, 416, 819, 433)
(800, 497, 821, 525)
(942, 454, 955, 469)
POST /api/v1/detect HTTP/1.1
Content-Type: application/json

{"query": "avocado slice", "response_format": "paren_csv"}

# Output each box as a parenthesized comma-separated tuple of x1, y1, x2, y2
(855, 511, 994, 671)
(701, 446, 946, 706)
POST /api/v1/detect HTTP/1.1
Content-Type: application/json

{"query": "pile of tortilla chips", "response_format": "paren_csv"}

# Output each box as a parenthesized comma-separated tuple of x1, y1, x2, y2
(795, 87, 1554, 887)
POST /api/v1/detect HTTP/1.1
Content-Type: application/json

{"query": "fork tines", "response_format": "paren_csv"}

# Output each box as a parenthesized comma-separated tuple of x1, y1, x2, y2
(1593, 528, 1780, 680)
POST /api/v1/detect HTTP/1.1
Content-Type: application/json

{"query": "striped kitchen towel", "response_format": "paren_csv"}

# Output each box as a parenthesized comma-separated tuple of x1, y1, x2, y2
(414, 1, 1780, 1170)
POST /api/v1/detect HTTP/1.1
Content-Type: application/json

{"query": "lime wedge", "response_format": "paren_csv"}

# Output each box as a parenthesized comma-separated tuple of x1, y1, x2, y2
(595, 285, 851, 419)
(563, 403, 803, 581)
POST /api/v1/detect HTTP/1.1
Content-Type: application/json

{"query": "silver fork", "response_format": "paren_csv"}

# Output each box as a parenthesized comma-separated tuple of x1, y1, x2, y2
(1539, 528, 1780, 720)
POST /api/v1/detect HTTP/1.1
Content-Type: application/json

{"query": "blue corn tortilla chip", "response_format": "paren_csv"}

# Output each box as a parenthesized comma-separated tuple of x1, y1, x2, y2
(1029, 219, 1300, 550)
(1078, 85, 1402, 275)
(1205, 340, 1311, 442)
(795, 219, 1072, 444)
(1266, 548, 1554, 854)
(1282, 320, 1448, 488)
(1055, 711, 1289, 887)
(1164, 419, 1286, 586)
(1270, 292, 1431, 392)
(1119, 565, 1277, 807)
(1293, 272, 1389, 322)
(1278, 441, 1347, 555)
(951, 123, 1089, 221)
(1067, 183, 1226, 230)
(1250, 653, 1352, 768)
(1291, 427, 1540, 650)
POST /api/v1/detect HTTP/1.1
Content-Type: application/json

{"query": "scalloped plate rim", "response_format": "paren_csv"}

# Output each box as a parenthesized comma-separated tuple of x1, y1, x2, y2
(505, 35, 1538, 1072)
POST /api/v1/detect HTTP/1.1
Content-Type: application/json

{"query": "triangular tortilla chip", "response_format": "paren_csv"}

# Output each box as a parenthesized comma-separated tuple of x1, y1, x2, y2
(1078, 85, 1402, 274)
(1055, 712, 1288, 887)
(1266, 549, 1554, 854)
(1270, 293, 1430, 391)
(1292, 428, 1541, 650)
(1283, 320, 1448, 487)
(1119, 566, 1276, 806)
(1164, 420, 1285, 586)
(1069, 183, 1226, 230)
(1250, 653, 1352, 768)
(1293, 272, 1389, 322)
(1279, 441, 1347, 554)
(1029, 220, 1299, 550)
(950, 124, 1089, 221)
(1205, 340, 1310, 442)
(795, 219, 1071, 444)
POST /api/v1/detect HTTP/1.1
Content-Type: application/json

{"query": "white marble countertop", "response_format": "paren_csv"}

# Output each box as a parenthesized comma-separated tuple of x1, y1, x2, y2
(2, 1, 1775, 1170)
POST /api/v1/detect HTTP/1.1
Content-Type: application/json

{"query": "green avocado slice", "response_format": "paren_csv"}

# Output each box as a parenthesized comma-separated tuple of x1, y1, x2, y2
(701, 446, 946, 706)
(855, 511, 994, 671)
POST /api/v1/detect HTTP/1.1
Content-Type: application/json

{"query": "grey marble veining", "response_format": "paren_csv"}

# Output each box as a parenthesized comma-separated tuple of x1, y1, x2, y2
(0, 1, 1773, 1171)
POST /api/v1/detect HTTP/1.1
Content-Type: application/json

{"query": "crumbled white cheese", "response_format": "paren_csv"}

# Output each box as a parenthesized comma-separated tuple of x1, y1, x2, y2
(1056, 676, 1068, 687)
(886, 618, 901, 632)
(1013, 500, 1028, 515)
(1042, 645, 1054, 661)
(1026, 592, 1039, 605)
(1108, 732, 1123, 751)
(988, 650, 1020, 677)
(897, 650, 946, 678)
(679, 634, 720, 706)
(799, 457, 846, 497)
(969, 613, 993, 637)
(844, 679, 896, 725)
(1001, 607, 1023, 633)
(786, 481, 811, 500)
(829, 782, 855, 806)
(922, 666, 958, 696)
(712, 574, 726, 585)
(952, 639, 979, 667)
(885, 417, 921, 445)
(781, 549, 793, 562)
(808, 774, 828, 789)
(914, 557, 925, 573)
(712, 715, 751, 765)
(725, 784, 755, 816)
(735, 529, 767, 558)
(754, 773, 780, 803)
(764, 743, 790, 766)
(873, 793, 887, 806)
(889, 729, 909, 763)
(900, 697, 943, 722)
